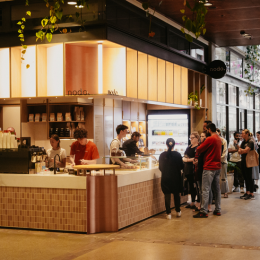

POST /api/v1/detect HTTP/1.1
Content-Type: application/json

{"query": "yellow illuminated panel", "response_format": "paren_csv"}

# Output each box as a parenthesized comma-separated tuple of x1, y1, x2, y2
(166, 62, 173, 103)
(158, 59, 166, 102)
(138, 52, 148, 100)
(126, 48, 137, 98)
(174, 64, 181, 104)
(0, 48, 10, 98)
(148, 55, 157, 101)
(181, 67, 188, 105)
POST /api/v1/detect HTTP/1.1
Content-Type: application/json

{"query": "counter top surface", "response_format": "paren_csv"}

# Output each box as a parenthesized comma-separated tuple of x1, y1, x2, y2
(0, 167, 161, 189)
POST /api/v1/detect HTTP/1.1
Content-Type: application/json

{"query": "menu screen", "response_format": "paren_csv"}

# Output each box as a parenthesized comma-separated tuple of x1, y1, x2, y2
(148, 114, 189, 157)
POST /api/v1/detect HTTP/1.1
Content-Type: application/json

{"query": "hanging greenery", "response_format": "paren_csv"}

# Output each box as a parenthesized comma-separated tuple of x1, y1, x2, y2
(180, 0, 207, 42)
(244, 45, 260, 96)
(141, 1, 163, 37)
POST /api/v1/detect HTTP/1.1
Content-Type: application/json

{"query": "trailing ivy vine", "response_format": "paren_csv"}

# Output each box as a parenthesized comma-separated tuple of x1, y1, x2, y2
(180, 0, 207, 42)
(244, 45, 260, 96)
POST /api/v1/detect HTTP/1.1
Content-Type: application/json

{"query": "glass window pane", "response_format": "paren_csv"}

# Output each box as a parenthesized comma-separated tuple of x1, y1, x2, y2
(215, 48, 230, 72)
(254, 67, 260, 84)
(216, 81, 226, 104)
(239, 109, 245, 131)
(255, 112, 260, 133)
(247, 111, 253, 132)
(169, 31, 189, 55)
(247, 95, 254, 110)
(228, 84, 236, 106)
(230, 52, 243, 78)
(190, 42, 204, 61)
(239, 87, 247, 108)
(217, 105, 226, 138)
(256, 93, 260, 110)
(229, 107, 237, 132)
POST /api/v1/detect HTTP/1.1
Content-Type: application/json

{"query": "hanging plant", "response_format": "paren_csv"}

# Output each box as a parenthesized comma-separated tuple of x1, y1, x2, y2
(180, 0, 208, 42)
(142, 1, 163, 37)
(244, 45, 260, 96)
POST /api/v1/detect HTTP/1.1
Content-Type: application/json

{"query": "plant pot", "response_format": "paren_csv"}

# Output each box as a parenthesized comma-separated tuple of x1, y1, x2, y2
(227, 172, 234, 194)
(188, 99, 192, 106)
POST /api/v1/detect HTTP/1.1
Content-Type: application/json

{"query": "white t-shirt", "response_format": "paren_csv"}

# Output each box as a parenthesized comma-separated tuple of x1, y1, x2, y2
(228, 140, 241, 162)
(110, 138, 121, 164)
(46, 148, 67, 168)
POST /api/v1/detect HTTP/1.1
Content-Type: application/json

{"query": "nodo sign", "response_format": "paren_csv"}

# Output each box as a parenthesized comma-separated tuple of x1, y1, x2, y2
(207, 60, 227, 79)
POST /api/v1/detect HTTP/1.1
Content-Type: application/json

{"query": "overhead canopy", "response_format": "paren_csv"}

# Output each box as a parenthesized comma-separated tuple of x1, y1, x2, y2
(137, 0, 260, 47)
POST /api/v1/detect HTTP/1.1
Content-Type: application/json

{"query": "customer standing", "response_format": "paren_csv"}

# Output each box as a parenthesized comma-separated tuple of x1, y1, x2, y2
(256, 131, 260, 168)
(183, 132, 199, 209)
(238, 130, 255, 200)
(159, 138, 183, 219)
(228, 132, 244, 192)
(122, 132, 143, 156)
(193, 123, 222, 218)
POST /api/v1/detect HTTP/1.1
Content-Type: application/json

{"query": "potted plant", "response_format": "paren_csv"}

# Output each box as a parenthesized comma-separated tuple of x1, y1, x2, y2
(188, 91, 200, 109)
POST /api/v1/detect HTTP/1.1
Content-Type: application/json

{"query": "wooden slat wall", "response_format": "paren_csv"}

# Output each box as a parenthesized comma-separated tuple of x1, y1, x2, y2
(126, 48, 138, 98)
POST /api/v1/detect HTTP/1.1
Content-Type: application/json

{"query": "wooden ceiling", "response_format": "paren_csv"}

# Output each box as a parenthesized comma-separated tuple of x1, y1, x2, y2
(137, 0, 260, 47)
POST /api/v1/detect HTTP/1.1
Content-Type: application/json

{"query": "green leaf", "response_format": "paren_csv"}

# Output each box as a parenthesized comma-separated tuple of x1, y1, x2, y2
(185, 18, 192, 31)
(203, 28, 206, 35)
(20, 38, 25, 42)
(22, 45, 27, 49)
(41, 18, 48, 28)
(75, 12, 80, 19)
(22, 17, 26, 22)
(185, 34, 193, 42)
(26, 11, 31, 16)
(21, 50, 26, 54)
(36, 30, 45, 41)
(142, 2, 149, 10)
(21, 25, 25, 29)
(46, 33, 52, 42)
(50, 16, 57, 24)
(18, 34, 24, 37)
(181, 27, 185, 34)
(186, 1, 192, 10)
(182, 15, 186, 21)
(180, 9, 185, 14)
(26, 64, 30, 69)
(21, 57, 25, 60)
(18, 29, 22, 33)
(17, 21, 22, 25)
(54, 1, 60, 10)
(55, 11, 63, 20)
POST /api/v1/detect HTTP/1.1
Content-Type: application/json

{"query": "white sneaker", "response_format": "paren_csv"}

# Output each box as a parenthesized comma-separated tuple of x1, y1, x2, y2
(166, 214, 171, 220)
(176, 211, 182, 217)
(240, 187, 245, 193)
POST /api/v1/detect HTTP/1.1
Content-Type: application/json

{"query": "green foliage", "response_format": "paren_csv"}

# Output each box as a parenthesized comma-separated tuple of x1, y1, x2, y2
(244, 45, 260, 96)
(188, 91, 200, 109)
(180, 0, 208, 42)
(227, 162, 241, 174)
(200, 84, 205, 94)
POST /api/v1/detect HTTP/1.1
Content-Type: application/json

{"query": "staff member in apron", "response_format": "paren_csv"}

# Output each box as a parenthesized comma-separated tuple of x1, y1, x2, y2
(70, 128, 99, 165)
(110, 125, 137, 168)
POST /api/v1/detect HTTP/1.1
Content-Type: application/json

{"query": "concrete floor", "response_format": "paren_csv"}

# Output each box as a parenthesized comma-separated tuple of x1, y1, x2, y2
(1, 191, 260, 260)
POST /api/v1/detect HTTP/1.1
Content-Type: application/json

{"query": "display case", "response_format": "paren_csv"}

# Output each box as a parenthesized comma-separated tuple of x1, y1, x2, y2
(103, 156, 158, 171)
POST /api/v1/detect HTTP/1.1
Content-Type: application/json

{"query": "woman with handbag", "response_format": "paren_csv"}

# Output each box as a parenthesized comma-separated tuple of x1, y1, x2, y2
(238, 129, 256, 200)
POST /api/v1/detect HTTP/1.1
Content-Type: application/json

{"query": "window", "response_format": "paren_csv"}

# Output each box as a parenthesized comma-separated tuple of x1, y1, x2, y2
(215, 48, 230, 72)
(256, 112, 260, 132)
(230, 52, 243, 78)
(217, 105, 226, 138)
(229, 107, 237, 132)
(239, 109, 245, 131)
(239, 87, 247, 108)
(254, 67, 260, 85)
(228, 84, 237, 106)
(256, 94, 260, 110)
(247, 95, 254, 110)
(216, 81, 226, 104)
(169, 31, 190, 55)
(247, 111, 253, 132)
(190, 42, 204, 61)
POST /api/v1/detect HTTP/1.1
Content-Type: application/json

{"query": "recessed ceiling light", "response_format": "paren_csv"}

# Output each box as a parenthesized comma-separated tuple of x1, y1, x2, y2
(67, 1, 77, 4)
(204, 2, 212, 6)
(75, 5, 84, 8)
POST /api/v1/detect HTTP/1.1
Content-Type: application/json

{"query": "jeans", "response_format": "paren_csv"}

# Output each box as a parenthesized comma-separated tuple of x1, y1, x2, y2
(164, 193, 181, 214)
(197, 181, 212, 205)
(200, 169, 221, 214)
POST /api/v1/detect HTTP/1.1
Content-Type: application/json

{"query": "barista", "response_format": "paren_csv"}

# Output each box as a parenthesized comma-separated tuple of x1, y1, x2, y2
(110, 125, 137, 168)
(122, 132, 143, 156)
(70, 128, 99, 165)
(46, 134, 66, 168)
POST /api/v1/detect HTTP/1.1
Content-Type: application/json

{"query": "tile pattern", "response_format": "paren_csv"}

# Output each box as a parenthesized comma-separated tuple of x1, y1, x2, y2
(118, 178, 188, 229)
(0, 187, 86, 232)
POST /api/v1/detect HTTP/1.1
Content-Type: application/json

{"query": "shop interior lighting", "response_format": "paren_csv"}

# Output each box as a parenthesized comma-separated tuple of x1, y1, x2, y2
(75, 5, 84, 8)
(240, 30, 252, 39)
(67, 1, 77, 4)
(98, 43, 103, 94)
(204, 2, 212, 6)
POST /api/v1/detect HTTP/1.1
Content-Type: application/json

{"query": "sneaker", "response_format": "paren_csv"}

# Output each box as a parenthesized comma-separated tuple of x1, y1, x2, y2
(166, 214, 171, 220)
(193, 212, 208, 218)
(240, 193, 247, 199)
(213, 211, 221, 216)
(240, 187, 245, 193)
(176, 211, 181, 217)
(233, 187, 239, 192)
(244, 194, 252, 200)
(250, 195, 256, 200)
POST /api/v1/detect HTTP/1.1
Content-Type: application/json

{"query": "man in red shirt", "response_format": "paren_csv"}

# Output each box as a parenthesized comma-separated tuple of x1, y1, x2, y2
(193, 123, 222, 218)
(70, 128, 99, 165)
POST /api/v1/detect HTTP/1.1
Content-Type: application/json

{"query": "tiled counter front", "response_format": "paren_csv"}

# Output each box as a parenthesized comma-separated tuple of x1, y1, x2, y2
(0, 187, 86, 232)
(118, 178, 188, 229)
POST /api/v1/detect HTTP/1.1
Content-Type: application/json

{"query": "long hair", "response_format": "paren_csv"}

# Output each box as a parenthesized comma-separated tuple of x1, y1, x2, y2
(51, 134, 60, 148)
(166, 138, 175, 158)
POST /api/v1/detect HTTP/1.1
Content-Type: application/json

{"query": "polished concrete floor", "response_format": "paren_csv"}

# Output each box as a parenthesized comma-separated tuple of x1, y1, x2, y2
(1, 191, 260, 260)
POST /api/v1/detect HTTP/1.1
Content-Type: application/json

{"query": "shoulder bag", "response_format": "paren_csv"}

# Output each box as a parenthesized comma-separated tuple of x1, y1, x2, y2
(246, 150, 259, 168)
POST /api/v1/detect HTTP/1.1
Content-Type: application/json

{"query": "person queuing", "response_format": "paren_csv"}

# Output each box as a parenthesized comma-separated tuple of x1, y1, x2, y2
(122, 132, 143, 156)
(159, 138, 183, 219)
(238, 129, 255, 200)
(216, 129, 229, 198)
(70, 128, 99, 165)
(193, 123, 222, 218)
(183, 132, 199, 210)
(228, 132, 244, 193)
(110, 125, 137, 168)
(203, 120, 212, 132)
(193, 131, 213, 212)
(46, 134, 66, 169)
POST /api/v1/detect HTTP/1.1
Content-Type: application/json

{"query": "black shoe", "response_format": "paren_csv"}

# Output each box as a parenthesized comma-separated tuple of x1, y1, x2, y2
(190, 205, 197, 210)
(185, 204, 191, 208)
(244, 194, 252, 200)
(193, 212, 208, 218)
(240, 193, 247, 199)
(213, 211, 221, 216)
